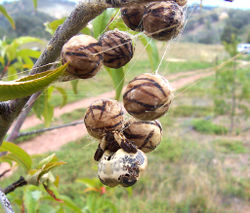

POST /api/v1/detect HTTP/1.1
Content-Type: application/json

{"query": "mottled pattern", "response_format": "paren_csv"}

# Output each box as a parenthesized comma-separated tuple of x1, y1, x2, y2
(98, 149, 147, 187)
(143, 1, 184, 41)
(99, 30, 134, 68)
(121, 4, 145, 31)
(84, 99, 125, 139)
(123, 73, 174, 120)
(61, 34, 103, 79)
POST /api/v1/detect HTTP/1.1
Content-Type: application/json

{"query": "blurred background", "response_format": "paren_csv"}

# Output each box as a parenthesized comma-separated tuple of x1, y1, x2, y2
(0, 0, 249, 212)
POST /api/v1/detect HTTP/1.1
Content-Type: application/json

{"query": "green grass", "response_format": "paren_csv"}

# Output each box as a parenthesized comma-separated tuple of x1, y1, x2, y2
(165, 61, 212, 74)
(2, 131, 248, 213)
(213, 139, 247, 154)
(178, 76, 215, 98)
(48, 60, 213, 109)
(58, 108, 86, 123)
(192, 119, 228, 135)
(170, 105, 213, 117)
(222, 178, 250, 201)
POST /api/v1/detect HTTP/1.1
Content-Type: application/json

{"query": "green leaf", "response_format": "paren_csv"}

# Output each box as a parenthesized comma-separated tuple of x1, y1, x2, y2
(7, 65, 18, 81)
(43, 102, 53, 127)
(92, 9, 116, 38)
(80, 27, 92, 35)
(76, 178, 101, 188)
(59, 195, 82, 213)
(0, 141, 32, 170)
(0, 5, 15, 29)
(70, 80, 79, 95)
(17, 49, 41, 59)
(37, 153, 58, 169)
(54, 86, 68, 108)
(38, 161, 66, 183)
(23, 186, 41, 213)
(13, 36, 44, 47)
(43, 87, 54, 127)
(0, 63, 68, 101)
(106, 67, 125, 100)
(139, 35, 159, 71)
(45, 17, 66, 35)
(27, 154, 65, 185)
(32, 91, 45, 119)
(32, 0, 38, 9)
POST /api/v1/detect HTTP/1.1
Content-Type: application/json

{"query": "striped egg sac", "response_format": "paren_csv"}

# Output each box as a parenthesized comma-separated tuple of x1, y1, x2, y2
(123, 73, 174, 121)
(121, 5, 145, 32)
(84, 99, 125, 139)
(99, 30, 134, 69)
(143, 1, 184, 41)
(174, 0, 187, 6)
(61, 34, 103, 79)
(123, 119, 162, 153)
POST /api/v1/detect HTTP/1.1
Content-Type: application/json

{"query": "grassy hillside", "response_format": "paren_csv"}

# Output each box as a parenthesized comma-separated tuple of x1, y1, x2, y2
(182, 6, 250, 44)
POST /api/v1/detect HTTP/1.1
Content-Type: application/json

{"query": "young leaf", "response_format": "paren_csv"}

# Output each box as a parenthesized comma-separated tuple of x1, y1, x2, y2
(7, 65, 18, 81)
(13, 36, 44, 47)
(70, 80, 79, 95)
(37, 161, 66, 183)
(0, 141, 32, 170)
(43, 87, 54, 127)
(0, 5, 15, 29)
(106, 67, 125, 100)
(92, 9, 116, 38)
(54, 86, 68, 108)
(32, 0, 38, 9)
(33, 91, 45, 119)
(17, 49, 41, 59)
(76, 178, 101, 188)
(0, 63, 68, 101)
(139, 35, 159, 71)
(37, 153, 58, 169)
(45, 17, 66, 35)
(23, 186, 41, 213)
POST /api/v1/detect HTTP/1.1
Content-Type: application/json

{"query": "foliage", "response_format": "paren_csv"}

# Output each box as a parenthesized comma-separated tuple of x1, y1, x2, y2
(213, 139, 246, 154)
(0, 64, 68, 101)
(192, 119, 228, 135)
(0, 5, 15, 29)
(0, 143, 68, 212)
(213, 35, 249, 132)
(0, 36, 43, 80)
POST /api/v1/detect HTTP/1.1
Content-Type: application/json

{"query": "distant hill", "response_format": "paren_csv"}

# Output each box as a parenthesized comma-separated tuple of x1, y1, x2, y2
(0, 0, 76, 39)
(1, 1, 250, 44)
(181, 5, 250, 44)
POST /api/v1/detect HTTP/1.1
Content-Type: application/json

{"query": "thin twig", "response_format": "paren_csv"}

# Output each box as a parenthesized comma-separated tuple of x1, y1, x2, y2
(3, 176, 27, 195)
(17, 121, 84, 138)
(0, 169, 11, 179)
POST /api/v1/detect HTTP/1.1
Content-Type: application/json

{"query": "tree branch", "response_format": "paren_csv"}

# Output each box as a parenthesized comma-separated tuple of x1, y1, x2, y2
(18, 121, 84, 138)
(0, 2, 106, 145)
(3, 176, 27, 195)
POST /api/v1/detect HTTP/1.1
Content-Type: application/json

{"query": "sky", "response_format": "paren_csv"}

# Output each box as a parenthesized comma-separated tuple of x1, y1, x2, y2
(0, 0, 249, 10)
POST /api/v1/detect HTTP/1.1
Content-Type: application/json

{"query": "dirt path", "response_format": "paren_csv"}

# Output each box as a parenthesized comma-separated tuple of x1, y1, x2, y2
(17, 69, 207, 130)
(16, 70, 213, 155)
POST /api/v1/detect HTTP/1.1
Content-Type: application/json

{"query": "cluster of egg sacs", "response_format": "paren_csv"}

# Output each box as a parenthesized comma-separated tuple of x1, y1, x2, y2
(60, 0, 186, 187)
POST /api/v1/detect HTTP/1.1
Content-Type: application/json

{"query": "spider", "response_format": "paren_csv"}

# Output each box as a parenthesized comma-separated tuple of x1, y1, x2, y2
(94, 131, 137, 161)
